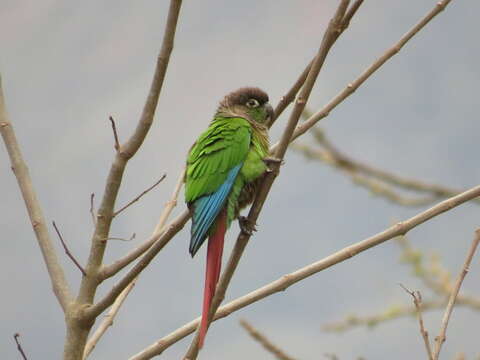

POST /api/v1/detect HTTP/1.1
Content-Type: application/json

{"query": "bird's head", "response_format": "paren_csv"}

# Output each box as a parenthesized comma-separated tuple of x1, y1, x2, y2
(217, 87, 273, 126)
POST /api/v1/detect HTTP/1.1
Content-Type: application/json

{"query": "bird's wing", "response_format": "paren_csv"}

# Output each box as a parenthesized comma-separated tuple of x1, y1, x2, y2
(186, 117, 251, 255)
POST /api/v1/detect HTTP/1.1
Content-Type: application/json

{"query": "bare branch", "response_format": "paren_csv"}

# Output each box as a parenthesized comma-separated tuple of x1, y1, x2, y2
(101, 168, 186, 280)
(240, 319, 298, 360)
(432, 229, 480, 360)
(113, 174, 166, 217)
(294, 127, 480, 204)
(90, 193, 96, 226)
(183, 3, 352, 358)
(53, 221, 87, 276)
(130, 177, 480, 359)
(107, 233, 136, 242)
(269, 0, 365, 128)
(0, 76, 72, 311)
(84, 209, 190, 320)
(109, 116, 120, 152)
(270, 0, 454, 151)
(77, 0, 183, 306)
(400, 285, 434, 360)
(13, 333, 28, 360)
(83, 278, 137, 359)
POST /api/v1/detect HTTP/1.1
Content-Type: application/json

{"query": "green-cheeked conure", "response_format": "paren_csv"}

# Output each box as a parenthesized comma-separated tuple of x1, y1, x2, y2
(185, 87, 272, 347)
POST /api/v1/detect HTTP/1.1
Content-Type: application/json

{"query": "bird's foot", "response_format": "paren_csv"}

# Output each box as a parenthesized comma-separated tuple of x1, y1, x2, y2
(239, 216, 257, 236)
(263, 157, 284, 174)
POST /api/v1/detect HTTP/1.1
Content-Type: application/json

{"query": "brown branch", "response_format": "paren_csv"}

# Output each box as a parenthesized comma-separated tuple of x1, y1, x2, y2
(109, 116, 120, 152)
(432, 229, 480, 360)
(183, 3, 352, 359)
(76, 0, 182, 305)
(107, 233, 136, 242)
(269, 0, 453, 152)
(269, 0, 364, 128)
(90, 193, 96, 225)
(13, 333, 28, 360)
(240, 319, 298, 360)
(113, 174, 166, 217)
(0, 76, 72, 311)
(52, 221, 87, 276)
(294, 127, 480, 205)
(400, 285, 434, 360)
(84, 209, 190, 320)
(101, 167, 186, 280)
(62, 1, 183, 357)
(83, 277, 138, 359)
(130, 182, 480, 359)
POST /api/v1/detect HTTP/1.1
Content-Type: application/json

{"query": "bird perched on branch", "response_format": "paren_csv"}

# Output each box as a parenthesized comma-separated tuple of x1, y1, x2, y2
(185, 87, 273, 348)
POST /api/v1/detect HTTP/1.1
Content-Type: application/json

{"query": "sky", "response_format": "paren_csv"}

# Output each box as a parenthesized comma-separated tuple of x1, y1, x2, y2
(1, 1, 479, 359)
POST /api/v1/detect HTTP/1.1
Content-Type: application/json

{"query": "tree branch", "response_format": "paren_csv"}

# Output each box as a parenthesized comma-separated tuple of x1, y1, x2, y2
(53, 221, 87, 276)
(270, 0, 453, 152)
(109, 116, 120, 152)
(240, 319, 298, 360)
(432, 229, 480, 360)
(113, 174, 166, 217)
(130, 182, 480, 359)
(293, 127, 479, 205)
(0, 76, 72, 311)
(83, 277, 138, 359)
(76, 0, 183, 305)
(13, 333, 28, 360)
(400, 286, 434, 360)
(84, 209, 190, 320)
(100, 168, 186, 280)
(183, 2, 353, 359)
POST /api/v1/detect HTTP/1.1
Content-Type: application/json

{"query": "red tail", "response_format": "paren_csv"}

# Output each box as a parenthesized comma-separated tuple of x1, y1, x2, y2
(198, 211, 226, 348)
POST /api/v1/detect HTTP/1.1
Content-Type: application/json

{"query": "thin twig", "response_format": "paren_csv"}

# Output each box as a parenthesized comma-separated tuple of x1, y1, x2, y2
(90, 193, 96, 225)
(0, 76, 72, 311)
(109, 116, 120, 152)
(113, 174, 166, 217)
(107, 233, 136, 242)
(101, 167, 186, 280)
(52, 221, 86, 276)
(129, 182, 480, 359)
(432, 229, 480, 360)
(240, 319, 297, 360)
(83, 277, 138, 359)
(400, 285, 434, 360)
(183, 3, 353, 359)
(13, 333, 28, 360)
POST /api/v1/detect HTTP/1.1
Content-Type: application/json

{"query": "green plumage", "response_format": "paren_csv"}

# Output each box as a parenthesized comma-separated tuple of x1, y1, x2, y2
(185, 87, 272, 244)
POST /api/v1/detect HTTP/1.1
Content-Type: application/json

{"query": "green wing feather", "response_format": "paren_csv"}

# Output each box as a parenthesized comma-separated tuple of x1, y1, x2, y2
(185, 117, 252, 204)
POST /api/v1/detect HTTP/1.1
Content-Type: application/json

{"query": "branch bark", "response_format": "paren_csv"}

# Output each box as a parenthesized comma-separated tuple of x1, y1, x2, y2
(432, 229, 480, 360)
(130, 182, 480, 359)
(0, 76, 72, 311)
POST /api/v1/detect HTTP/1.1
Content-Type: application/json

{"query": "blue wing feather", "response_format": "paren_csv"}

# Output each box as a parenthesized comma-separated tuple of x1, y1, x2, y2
(189, 164, 242, 257)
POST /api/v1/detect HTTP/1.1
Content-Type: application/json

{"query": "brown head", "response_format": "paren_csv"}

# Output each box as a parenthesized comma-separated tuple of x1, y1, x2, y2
(217, 87, 273, 125)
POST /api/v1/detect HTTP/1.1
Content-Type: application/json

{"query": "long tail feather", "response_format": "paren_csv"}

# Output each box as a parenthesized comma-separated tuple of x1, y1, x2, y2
(199, 211, 226, 348)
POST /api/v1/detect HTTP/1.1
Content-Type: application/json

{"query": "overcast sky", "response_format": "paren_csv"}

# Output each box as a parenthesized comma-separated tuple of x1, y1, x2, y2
(1, 1, 480, 359)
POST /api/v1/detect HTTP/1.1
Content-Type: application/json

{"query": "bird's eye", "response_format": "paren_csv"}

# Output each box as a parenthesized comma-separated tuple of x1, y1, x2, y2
(246, 98, 260, 108)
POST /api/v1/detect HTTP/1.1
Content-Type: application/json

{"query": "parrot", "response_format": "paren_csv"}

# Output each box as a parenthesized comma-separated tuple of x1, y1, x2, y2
(185, 87, 273, 348)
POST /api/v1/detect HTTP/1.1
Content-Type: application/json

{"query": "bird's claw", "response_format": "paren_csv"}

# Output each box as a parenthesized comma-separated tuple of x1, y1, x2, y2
(239, 216, 257, 236)
(263, 157, 284, 173)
